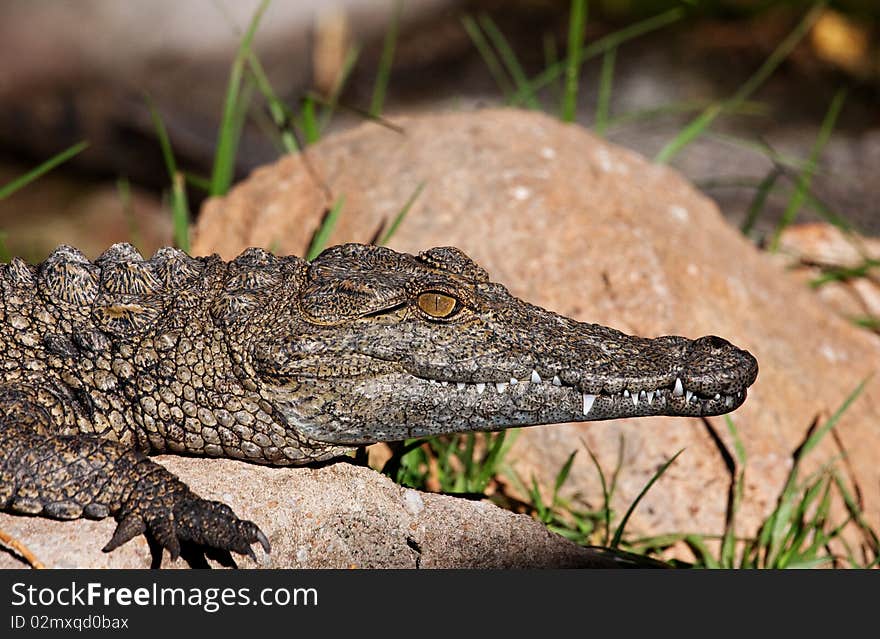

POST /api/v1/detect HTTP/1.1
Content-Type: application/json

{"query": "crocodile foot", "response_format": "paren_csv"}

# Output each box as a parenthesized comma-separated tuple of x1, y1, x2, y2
(103, 479, 270, 566)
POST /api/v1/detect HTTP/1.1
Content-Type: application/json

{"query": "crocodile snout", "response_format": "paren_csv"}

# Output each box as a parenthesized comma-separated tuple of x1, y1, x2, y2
(683, 335, 758, 396)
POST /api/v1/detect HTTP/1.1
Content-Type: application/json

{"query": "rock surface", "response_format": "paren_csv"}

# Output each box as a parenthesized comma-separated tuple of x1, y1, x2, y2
(0, 459, 610, 569)
(776, 222, 880, 322)
(193, 108, 880, 545)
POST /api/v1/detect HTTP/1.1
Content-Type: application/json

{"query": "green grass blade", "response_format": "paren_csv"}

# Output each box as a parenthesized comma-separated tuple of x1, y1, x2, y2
(832, 471, 880, 560)
(378, 181, 425, 245)
(476, 430, 510, 490)
(801, 188, 854, 232)
(709, 133, 810, 173)
(655, 2, 825, 164)
(461, 16, 514, 100)
(247, 51, 298, 153)
(552, 450, 578, 506)
(809, 259, 880, 288)
(740, 168, 781, 237)
(300, 95, 320, 145)
(306, 195, 345, 261)
(611, 448, 684, 548)
(561, 0, 588, 122)
(608, 433, 625, 501)
(724, 415, 747, 467)
(798, 375, 870, 461)
(512, 7, 683, 106)
(594, 46, 616, 134)
(768, 87, 847, 251)
(370, 0, 402, 117)
(583, 443, 612, 546)
(542, 32, 562, 99)
(210, 0, 270, 196)
(461, 434, 477, 491)
(0, 141, 89, 200)
(776, 475, 830, 568)
(171, 172, 191, 252)
(720, 416, 747, 567)
(530, 476, 548, 521)
(720, 469, 744, 568)
(654, 103, 723, 165)
(147, 97, 190, 250)
(784, 556, 834, 569)
(147, 99, 178, 180)
(318, 43, 362, 134)
(184, 172, 213, 193)
(685, 534, 720, 569)
(478, 14, 541, 109)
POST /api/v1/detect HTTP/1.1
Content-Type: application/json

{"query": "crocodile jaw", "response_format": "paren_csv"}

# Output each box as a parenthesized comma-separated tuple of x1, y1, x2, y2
(265, 337, 757, 445)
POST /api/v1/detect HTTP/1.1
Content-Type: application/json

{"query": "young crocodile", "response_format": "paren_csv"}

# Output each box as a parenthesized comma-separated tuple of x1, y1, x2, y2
(0, 242, 757, 564)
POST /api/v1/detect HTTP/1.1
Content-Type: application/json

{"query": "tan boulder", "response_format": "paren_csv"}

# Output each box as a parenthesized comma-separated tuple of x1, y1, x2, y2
(192, 108, 879, 544)
(0, 459, 613, 569)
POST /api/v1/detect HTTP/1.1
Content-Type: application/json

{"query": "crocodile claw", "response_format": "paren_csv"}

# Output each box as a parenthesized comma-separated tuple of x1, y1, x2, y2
(103, 478, 269, 565)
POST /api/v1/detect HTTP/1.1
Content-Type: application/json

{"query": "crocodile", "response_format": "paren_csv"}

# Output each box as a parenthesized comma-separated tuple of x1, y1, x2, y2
(0, 242, 757, 565)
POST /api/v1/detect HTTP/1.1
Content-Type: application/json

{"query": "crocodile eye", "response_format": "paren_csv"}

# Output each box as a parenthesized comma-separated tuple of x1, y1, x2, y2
(417, 292, 458, 318)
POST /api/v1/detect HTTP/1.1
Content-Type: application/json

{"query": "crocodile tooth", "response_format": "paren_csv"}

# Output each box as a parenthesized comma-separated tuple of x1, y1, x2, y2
(725, 396, 734, 407)
(456, 382, 466, 391)
(647, 390, 655, 405)
(673, 378, 684, 397)
(552, 375, 562, 386)
(531, 370, 541, 383)
(441, 381, 448, 387)
(582, 393, 596, 416)
(685, 390, 693, 403)
(496, 382, 508, 393)
(476, 383, 486, 394)
(623, 389, 630, 398)
(714, 393, 721, 400)
(510, 377, 518, 385)
(632, 391, 639, 407)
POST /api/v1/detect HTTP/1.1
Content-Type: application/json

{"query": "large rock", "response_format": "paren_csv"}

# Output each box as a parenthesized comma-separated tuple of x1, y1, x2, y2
(192, 108, 880, 544)
(0, 459, 609, 569)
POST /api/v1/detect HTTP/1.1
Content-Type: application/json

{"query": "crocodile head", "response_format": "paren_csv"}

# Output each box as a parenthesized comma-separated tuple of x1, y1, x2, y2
(254, 244, 758, 445)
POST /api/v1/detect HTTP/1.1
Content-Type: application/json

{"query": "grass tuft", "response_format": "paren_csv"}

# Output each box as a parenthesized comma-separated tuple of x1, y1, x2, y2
(0, 141, 89, 201)
(594, 46, 617, 134)
(210, 0, 270, 197)
(768, 88, 847, 251)
(631, 378, 876, 568)
(383, 431, 515, 495)
(370, 0, 403, 117)
(147, 98, 191, 251)
(561, 0, 588, 123)
(610, 449, 684, 548)
(511, 7, 684, 106)
(655, 2, 826, 165)
(306, 196, 346, 261)
(461, 15, 515, 101)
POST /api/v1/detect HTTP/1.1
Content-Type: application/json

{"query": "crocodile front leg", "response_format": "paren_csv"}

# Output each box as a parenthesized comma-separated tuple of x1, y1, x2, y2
(0, 387, 269, 566)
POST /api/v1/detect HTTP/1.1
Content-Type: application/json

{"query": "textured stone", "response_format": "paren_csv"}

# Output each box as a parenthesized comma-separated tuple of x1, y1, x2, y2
(0, 460, 608, 569)
(194, 108, 880, 542)
(777, 222, 880, 320)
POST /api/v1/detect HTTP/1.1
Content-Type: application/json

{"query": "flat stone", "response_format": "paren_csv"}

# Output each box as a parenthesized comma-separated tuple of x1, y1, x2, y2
(0, 460, 611, 569)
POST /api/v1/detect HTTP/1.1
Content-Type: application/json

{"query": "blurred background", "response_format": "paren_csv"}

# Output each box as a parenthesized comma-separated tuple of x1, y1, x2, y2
(0, 0, 877, 261)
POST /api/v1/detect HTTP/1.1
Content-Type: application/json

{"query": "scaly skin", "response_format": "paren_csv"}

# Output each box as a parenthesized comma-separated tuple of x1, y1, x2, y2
(0, 242, 757, 564)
